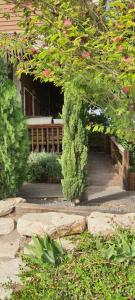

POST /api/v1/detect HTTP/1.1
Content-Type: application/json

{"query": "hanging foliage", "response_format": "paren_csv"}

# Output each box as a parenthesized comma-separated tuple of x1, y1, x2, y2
(0, 0, 134, 200)
(0, 0, 134, 142)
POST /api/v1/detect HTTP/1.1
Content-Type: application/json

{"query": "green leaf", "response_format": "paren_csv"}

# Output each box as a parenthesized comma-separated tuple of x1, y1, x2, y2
(95, 239, 102, 251)
(121, 239, 131, 255)
(53, 239, 64, 255)
(105, 245, 116, 260)
(131, 240, 135, 256)
(31, 236, 43, 258)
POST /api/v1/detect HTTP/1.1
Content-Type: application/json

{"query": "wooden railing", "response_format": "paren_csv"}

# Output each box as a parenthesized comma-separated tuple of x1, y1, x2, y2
(110, 137, 135, 191)
(28, 124, 63, 153)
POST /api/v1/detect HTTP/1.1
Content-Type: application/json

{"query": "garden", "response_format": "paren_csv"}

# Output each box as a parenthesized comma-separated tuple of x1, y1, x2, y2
(0, 0, 135, 201)
(0, 0, 134, 299)
(10, 229, 135, 300)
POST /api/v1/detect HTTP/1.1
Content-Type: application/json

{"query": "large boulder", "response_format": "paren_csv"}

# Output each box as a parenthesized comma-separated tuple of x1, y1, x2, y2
(0, 201, 14, 217)
(6, 197, 26, 206)
(17, 212, 86, 238)
(87, 212, 135, 236)
(0, 239, 20, 259)
(0, 197, 26, 217)
(87, 212, 115, 236)
(115, 213, 135, 229)
(0, 218, 14, 235)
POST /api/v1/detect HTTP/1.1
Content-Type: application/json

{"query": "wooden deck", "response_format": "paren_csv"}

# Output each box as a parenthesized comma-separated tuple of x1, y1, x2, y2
(28, 124, 63, 153)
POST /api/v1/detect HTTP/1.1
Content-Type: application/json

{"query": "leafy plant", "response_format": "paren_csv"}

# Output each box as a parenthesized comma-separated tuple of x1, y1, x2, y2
(96, 230, 135, 263)
(25, 234, 64, 265)
(129, 166, 135, 173)
(61, 79, 88, 200)
(117, 139, 135, 169)
(1, 0, 135, 143)
(0, 58, 28, 199)
(1, 0, 135, 202)
(27, 152, 62, 183)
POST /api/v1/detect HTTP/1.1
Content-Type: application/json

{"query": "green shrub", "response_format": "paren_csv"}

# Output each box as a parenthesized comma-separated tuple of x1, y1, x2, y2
(118, 139, 135, 168)
(11, 230, 135, 300)
(25, 234, 64, 265)
(96, 229, 135, 262)
(27, 152, 62, 183)
(0, 59, 28, 199)
(129, 166, 135, 173)
(61, 80, 88, 201)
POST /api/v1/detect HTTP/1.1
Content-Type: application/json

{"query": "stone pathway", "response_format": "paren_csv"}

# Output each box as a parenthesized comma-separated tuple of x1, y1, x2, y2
(85, 151, 123, 201)
(18, 182, 63, 199)
(83, 152, 135, 213)
(0, 258, 22, 300)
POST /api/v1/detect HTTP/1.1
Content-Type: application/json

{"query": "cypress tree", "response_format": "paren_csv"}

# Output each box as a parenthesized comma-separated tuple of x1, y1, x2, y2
(0, 58, 28, 199)
(61, 80, 88, 201)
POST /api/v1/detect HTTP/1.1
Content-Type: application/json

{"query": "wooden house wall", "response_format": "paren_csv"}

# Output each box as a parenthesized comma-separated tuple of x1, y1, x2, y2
(0, 0, 22, 32)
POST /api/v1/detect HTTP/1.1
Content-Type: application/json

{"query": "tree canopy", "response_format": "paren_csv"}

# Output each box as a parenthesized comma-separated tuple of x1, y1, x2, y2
(1, 0, 135, 142)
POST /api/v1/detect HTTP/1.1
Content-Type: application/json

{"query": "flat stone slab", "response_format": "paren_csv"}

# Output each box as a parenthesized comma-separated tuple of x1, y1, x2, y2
(60, 238, 75, 252)
(87, 212, 135, 236)
(0, 197, 26, 217)
(0, 218, 14, 235)
(17, 212, 86, 238)
(0, 258, 22, 300)
(0, 239, 20, 259)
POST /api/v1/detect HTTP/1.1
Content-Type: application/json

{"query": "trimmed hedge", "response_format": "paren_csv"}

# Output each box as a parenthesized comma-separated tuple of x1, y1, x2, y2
(27, 152, 62, 183)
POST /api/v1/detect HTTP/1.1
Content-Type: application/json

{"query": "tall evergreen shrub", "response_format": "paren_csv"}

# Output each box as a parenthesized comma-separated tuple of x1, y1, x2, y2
(61, 80, 88, 201)
(0, 59, 28, 199)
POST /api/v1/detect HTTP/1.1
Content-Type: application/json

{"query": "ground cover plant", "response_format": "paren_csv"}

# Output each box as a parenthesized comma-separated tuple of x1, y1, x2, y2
(11, 230, 135, 300)
(27, 152, 62, 183)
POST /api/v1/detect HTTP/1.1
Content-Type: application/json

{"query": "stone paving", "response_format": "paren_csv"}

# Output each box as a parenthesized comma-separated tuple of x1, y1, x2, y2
(83, 152, 135, 212)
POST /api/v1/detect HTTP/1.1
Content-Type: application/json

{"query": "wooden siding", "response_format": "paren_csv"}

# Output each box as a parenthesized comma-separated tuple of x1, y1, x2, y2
(0, 0, 22, 32)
